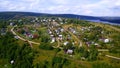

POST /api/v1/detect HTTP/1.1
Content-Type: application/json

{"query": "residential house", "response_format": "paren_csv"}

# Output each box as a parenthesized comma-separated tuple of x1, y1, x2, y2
(64, 41, 69, 46)
(51, 37, 55, 43)
(67, 49, 73, 54)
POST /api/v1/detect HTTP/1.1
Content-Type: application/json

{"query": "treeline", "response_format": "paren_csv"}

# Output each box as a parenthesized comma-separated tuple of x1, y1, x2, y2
(67, 18, 92, 27)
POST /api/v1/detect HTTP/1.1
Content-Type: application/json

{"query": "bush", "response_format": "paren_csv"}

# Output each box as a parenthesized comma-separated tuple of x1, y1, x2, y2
(39, 42, 53, 50)
(92, 62, 113, 68)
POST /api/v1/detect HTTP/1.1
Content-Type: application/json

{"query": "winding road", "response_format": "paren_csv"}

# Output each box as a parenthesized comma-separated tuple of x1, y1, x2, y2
(11, 25, 40, 45)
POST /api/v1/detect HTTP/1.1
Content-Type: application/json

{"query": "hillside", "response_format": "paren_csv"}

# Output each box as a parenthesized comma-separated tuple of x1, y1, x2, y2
(0, 15, 120, 68)
(0, 12, 120, 24)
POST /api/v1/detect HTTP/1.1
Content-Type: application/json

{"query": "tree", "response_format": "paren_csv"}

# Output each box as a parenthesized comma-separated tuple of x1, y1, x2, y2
(88, 45, 98, 61)
(75, 47, 89, 58)
(41, 34, 50, 43)
(39, 42, 53, 50)
(52, 57, 68, 68)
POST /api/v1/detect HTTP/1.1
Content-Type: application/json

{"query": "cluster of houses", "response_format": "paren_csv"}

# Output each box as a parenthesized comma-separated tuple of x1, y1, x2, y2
(66, 25, 111, 49)
(80, 26, 111, 48)
(85, 38, 110, 48)
(68, 27, 77, 34)
(13, 17, 68, 41)
(81, 27, 92, 32)
(16, 26, 39, 39)
(44, 18, 75, 55)
(47, 21, 64, 43)
(12, 17, 112, 55)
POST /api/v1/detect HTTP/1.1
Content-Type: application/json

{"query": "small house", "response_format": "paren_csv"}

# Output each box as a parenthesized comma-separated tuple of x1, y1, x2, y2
(14, 36, 18, 39)
(104, 39, 109, 43)
(10, 60, 14, 64)
(58, 34, 63, 40)
(67, 49, 73, 54)
(51, 38, 55, 43)
(64, 41, 69, 46)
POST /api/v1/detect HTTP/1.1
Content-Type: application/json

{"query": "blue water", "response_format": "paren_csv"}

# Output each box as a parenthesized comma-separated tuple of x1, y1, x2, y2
(87, 20, 120, 26)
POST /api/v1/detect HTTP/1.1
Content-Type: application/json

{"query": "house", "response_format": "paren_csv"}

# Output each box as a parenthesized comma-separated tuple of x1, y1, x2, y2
(104, 39, 109, 43)
(35, 17, 38, 20)
(51, 38, 55, 43)
(28, 34, 33, 38)
(67, 49, 73, 54)
(48, 19, 51, 22)
(60, 22, 63, 24)
(64, 41, 69, 45)
(52, 21, 60, 26)
(99, 38, 110, 43)
(55, 29, 58, 33)
(33, 34, 39, 38)
(72, 42, 75, 45)
(58, 35, 62, 37)
(86, 42, 91, 47)
(67, 35, 71, 40)
(10, 60, 14, 64)
(48, 31, 52, 34)
(60, 28, 64, 32)
(94, 43, 99, 46)
(73, 30, 76, 34)
(58, 35, 63, 40)
(50, 34, 54, 37)
(58, 17, 62, 21)
(56, 32, 60, 35)
(68, 27, 76, 34)
(10, 22, 13, 26)
(24, 32, 33, 39)
(14, 36, 18, 39)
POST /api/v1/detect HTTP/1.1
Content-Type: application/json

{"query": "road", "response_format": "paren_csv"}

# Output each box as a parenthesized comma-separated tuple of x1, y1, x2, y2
(11, 25, 62, 49)
(106, 55, 120, 60)
(11, 25, 40, 45)
(98, 49, 109, 51)
(62, 25, 82, 47)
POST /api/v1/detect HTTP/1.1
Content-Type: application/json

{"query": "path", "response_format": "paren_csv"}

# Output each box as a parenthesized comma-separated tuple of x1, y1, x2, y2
(98, 49, 109, 51)
(11, 25, 40, 45)
(62, 25, 82, 46)
(106, 55, 120, 60)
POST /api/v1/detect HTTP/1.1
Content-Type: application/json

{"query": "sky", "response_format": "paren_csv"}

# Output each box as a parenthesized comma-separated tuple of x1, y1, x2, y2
(0, 0, 120, 16)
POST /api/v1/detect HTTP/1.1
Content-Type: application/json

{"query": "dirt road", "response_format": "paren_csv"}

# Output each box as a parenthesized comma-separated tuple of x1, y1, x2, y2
(11, 25, 40, 45)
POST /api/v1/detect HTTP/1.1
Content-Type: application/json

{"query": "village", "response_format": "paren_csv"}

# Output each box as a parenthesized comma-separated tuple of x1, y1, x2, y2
(0, 16, 120, 68)
(7, 17, 120, 58)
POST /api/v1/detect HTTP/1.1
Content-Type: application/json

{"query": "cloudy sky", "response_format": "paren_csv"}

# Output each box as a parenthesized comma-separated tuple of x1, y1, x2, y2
(0, 0, 120, 16)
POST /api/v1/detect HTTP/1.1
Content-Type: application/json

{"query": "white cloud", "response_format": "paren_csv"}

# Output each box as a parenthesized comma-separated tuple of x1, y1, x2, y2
(0, 0, 120, 16)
